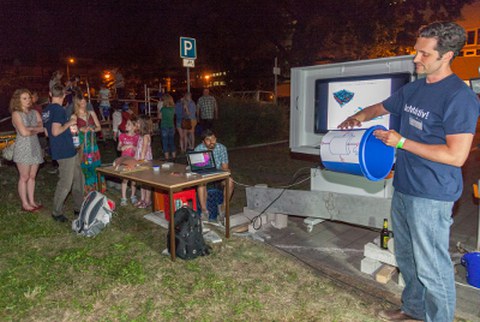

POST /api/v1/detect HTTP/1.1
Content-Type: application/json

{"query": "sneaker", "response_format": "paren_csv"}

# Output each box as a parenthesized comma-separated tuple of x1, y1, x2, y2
(120, 198, 128, 207)
(52, 214, 68, 222)
(218, 205, 225, 226)
(200, 210, 209, 222)
(130, 195, 138, 205)
(133, 199, 144, 207)
(137, 201, 152, 209)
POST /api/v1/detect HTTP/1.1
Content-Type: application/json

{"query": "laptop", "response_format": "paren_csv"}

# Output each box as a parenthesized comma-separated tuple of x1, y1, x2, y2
(470, 77, 480, 95)
(186, 150, 226, 176)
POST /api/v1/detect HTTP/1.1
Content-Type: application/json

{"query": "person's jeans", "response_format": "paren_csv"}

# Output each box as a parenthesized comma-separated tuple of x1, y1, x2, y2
(161, 127, 175, 154)
(391, 191, 455, 322)
(53, 154, 85, 216)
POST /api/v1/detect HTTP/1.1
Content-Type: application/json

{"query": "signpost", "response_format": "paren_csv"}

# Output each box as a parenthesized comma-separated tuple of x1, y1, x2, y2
(273, 57, 280, 103)
(180, 37, 197, 93)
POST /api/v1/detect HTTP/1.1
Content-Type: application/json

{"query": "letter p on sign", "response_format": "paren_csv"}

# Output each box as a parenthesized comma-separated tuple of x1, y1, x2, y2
(180, 37, 197, 59)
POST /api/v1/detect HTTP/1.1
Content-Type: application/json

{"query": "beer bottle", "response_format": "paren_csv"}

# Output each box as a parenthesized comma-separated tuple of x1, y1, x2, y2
(71, 125, 80, 148)
(381, 218, 390, 249)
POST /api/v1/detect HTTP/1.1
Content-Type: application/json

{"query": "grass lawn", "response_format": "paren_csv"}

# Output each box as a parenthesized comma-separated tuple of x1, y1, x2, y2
(0, 138, 390, 321)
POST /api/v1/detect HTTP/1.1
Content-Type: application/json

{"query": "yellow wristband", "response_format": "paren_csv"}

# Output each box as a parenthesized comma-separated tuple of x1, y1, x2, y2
(396, 137, 406, 149)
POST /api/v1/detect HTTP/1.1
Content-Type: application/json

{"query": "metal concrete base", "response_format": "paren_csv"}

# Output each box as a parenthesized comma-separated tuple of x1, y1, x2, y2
(246, 186, 391, 229)
(304, 217, 324, 233)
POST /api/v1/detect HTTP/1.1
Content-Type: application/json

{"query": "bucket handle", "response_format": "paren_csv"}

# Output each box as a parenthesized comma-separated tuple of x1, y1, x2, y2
(461, 254, 468, 267)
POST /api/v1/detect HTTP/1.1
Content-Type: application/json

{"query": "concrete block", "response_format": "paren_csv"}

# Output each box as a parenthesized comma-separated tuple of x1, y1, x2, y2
(267, 212, 276, 222)
(375, 264, 397, 284)
(229, 213, 252, 228)
(361, 257, 383, 275)
(248, 214, 269, 233)
(229, 208, 266, 226)
(364, 242, 397, 267)
(272, 214, 288, 229)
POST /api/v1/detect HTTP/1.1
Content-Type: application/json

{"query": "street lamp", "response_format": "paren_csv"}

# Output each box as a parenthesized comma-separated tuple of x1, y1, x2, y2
(103, 71, 112, 82)
(204, 74, 210, 87)
(66, 57, 75, 80)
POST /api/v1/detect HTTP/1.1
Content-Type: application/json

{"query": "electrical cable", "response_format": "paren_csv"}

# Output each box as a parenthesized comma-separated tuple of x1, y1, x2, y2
(230, 167, 313, 231)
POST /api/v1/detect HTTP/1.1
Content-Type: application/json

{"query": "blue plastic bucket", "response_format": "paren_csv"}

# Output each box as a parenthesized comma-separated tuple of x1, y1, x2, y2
(461, 252, 480, 288)
(320, 125, 394, 181)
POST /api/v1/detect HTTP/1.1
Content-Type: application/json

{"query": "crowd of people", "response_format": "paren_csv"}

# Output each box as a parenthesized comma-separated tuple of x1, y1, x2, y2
(8, 20, 480, 322)
(8, 68, 224, 222)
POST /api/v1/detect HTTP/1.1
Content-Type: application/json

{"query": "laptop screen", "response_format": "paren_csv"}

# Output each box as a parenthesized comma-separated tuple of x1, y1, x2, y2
(470, 77, 480, 95)
(187, 150, 217, 172)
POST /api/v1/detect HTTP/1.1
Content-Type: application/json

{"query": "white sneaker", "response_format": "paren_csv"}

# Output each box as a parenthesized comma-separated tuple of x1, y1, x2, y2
(218, 205, 225, 226)
(120, 198, 128, 206)
(200, 210, 209, 222)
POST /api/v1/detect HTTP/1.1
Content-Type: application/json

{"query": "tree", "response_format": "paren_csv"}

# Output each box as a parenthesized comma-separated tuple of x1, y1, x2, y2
(284, 0, 476, 65)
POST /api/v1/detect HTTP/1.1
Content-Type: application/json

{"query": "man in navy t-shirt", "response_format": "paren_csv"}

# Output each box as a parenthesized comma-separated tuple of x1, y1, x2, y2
(42, 83, 84, 223)
(339, 22, 480, 322)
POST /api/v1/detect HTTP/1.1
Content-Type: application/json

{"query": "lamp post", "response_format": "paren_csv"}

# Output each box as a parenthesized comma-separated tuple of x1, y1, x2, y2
(66, 57, 75, 80)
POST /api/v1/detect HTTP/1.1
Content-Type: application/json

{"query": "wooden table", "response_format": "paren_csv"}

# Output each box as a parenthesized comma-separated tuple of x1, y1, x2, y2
(96, 162, 231, 260)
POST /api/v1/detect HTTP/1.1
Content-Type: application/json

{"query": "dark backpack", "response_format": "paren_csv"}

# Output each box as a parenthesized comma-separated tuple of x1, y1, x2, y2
(167, 206, 211, 260)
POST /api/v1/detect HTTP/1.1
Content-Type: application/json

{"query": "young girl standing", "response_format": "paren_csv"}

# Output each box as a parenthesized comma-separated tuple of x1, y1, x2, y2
(117, 116, 139, 206)
(135, 115, 153, 208)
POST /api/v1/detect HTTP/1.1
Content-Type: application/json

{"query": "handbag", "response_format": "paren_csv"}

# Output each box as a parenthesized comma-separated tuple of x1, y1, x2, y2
(181, 119, 192, 130)
(2, 141, 15, 161)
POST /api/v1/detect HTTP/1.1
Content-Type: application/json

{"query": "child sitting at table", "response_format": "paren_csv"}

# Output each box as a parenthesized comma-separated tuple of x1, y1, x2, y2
(117, 116, 139, 206)
(134, 115, 153, 209)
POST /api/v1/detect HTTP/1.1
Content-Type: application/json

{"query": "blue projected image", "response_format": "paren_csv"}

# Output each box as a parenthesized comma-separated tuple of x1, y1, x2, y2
(333, 89, 355, 107)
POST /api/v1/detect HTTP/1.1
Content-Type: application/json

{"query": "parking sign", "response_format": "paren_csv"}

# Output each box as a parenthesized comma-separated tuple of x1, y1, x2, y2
(180, 37, 197, 59)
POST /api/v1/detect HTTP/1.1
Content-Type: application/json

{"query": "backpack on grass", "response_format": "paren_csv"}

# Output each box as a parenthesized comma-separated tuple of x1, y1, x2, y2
(72, 191, 115, 237)
(167, 206, 211, 260)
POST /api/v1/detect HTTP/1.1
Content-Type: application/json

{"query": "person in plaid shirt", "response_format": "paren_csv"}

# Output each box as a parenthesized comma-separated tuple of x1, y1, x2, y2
(196, 88, 218, 131)
(194, 129, 234, 222)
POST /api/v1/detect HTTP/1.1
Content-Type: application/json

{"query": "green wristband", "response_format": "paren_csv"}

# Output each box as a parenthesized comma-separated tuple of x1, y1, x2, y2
(396, 137, 406, 149)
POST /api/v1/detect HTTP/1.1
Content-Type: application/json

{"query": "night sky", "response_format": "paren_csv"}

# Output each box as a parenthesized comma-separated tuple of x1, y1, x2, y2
(0, 1, 179, 64)
(1, 1, 478, 72)
(0, 0, 288, 68)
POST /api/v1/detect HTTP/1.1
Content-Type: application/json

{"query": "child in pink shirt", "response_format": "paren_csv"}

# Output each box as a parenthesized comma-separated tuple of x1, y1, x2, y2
(117, 117, 139, 206)
(134, 115, 153, 208)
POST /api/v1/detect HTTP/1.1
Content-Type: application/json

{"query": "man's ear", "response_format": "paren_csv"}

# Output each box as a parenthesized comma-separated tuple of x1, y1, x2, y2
(442, 50, 454, 63)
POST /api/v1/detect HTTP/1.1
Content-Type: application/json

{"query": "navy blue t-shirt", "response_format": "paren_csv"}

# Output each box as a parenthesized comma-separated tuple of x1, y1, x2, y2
(42, 103, 76, 160)
(383, 74, 480, 201)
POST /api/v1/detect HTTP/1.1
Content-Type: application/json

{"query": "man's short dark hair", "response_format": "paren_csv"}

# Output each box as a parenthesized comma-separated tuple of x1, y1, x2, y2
(50, 83, 65, 98)
(418, 21, 466, 61)
(201, 129, 215, 141)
